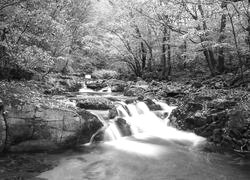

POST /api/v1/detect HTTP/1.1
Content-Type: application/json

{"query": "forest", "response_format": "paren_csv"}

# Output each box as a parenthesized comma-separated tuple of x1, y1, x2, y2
(0, 0, 250, 179)
(0, 0, 249, 81)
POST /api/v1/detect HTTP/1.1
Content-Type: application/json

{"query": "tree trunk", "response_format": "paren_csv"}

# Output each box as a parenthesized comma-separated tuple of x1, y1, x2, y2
(198, 1, 217, 76)
(161, 26, 167, 79)
(217, 1, 227, 73)
(147, 27, 153, 71)
(135, 27, 147, 70)
(203, 49, 216, 76)
(166, 29, 171, 77)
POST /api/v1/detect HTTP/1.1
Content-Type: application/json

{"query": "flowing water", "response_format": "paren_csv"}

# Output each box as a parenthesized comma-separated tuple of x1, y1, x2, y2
(38, 101, 250, 180)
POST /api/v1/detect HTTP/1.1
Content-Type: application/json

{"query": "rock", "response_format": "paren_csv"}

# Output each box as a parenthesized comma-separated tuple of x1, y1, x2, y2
(228, 128, 242, 140)
(3, 104, 85, 152)
(86, 80, 107, 90)
(9, 140, 58, 153)
(192, 82, 203, 88)
(125, 98, 137, 104)
(77, 110, 104, 143)
(227, 110, 247, 131)
(0, 98, 6, 152)
(212, 129, 223, 143)
(214, 82, 224, 89)
(144, 99, 162, 111)
(124, 86, 146, 97)
(187, 102, 203, 112)
(115, 118, 132, 136)
(159, 84, 185, 98)
(185, 114, 207, 129)
(108, 107, 118, 119)
(76, 97, 114, 110)
(208, 99, 237, 112)
(107, 79, 127, 92)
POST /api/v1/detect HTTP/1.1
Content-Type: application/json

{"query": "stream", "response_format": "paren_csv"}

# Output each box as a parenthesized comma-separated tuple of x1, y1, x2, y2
(38, 135, 250, 180)
(38, 88, 250, 180)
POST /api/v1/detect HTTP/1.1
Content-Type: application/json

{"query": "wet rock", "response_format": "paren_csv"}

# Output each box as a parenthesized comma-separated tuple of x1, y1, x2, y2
(125, 99, 137, 104)
(187, 102, 203, 112)
(228, 128, 242, 140)
(115, 118, 132, 136)
(0, 98, 6, 152)
(77, 110, 104, 143)
(85, 80, 107, 90)
(108, 107, 118, 119)
(208, 99, 237, 112)
(9, 140, 58, 153)
(227, 110, 248, 132)
(107, 79, 127, 92)
(76, 97, 114, 110)
(144, 99, 162, 111)
(160, 84, 186, 98)
(185, 114, 207, 129)
(124, 86, 146, 97)
(3, 104, 84, 152)
(192, 82, 203, 89)
(212, 129, 223, 143)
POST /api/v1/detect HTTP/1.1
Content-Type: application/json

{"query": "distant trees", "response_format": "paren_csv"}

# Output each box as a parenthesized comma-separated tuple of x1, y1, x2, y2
(93, 0, 250, 80)
(0, 0, 249, 80)
(0, 0, 94, 79)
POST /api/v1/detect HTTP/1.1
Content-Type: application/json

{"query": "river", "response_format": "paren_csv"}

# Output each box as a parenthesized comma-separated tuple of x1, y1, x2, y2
(38, 133, 250, 180)
(38, 100, 250, 180)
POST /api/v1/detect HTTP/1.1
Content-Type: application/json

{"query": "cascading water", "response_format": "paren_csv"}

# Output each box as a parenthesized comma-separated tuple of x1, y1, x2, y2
(79, 81, 94, 93)
(93, 101, 205, 146)
(39, 100, 250, 180)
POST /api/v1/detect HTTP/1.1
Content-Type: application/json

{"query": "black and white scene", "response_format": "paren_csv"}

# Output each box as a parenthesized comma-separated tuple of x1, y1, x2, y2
(0, 0, 250, 179)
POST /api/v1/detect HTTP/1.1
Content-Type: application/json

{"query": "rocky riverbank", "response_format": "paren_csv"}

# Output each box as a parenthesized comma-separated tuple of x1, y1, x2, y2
(122, 75, 250, 153)
(0, 73, 250, 179)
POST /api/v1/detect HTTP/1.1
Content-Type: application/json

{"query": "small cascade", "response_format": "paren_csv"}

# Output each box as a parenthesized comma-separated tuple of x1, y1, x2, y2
(114, 101, 205, 145)
(85, 100, 205, 146)
(86, 112, 122, 145)
(154, 101, 177, 125)
(79, 81, 94, 93)
(99, 86, 112, 93)
(104, 121, 122, 141)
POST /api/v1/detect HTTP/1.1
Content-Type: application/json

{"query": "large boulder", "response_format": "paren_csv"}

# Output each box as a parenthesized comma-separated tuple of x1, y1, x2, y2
(3, 104, 86, 152)
(76, 97, 114, 110)
(107, 79, 127, 92)
(124, 86, 146, 97)
(0, 99, 6, 152)
(76, 110, 104, 143)
(85, 80, 107, 90)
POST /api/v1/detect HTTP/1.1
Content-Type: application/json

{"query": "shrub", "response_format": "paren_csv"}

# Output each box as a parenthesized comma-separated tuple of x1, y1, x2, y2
(92, 69, 119, 79)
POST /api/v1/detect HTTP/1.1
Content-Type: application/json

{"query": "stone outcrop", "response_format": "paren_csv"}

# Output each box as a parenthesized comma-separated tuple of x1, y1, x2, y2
(0, 100, 105, 153)
(3, 104, 83, 152)
(76, 97, 114, 110)
(0, 98, 6, 152)
(169, 94, 250, 151)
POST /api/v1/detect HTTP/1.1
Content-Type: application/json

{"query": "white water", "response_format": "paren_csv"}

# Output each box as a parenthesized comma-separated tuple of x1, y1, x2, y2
(106, 101, 205, 146)
(38, 101, 250, 180)
(79, 82, 94, 93)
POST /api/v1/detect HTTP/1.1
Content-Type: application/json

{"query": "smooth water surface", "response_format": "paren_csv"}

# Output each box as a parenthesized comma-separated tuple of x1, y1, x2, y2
(38, 134, 250, 180)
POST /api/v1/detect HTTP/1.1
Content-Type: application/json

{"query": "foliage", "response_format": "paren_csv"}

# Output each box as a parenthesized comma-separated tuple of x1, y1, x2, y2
(0, 0, 249, 81)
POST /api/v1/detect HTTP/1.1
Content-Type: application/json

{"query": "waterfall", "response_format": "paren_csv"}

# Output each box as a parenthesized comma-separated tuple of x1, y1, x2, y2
(79, 81, 94, 93)
(113, 101, 205, 145)
(86, 101, 205, 146)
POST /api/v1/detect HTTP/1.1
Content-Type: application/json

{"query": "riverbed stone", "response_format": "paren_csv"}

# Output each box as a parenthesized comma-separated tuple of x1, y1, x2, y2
(0, 98, 6, 152)
(124, 86, 146, 97)
(3, 104, 85, 152)
(76, 97, 114, 110)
